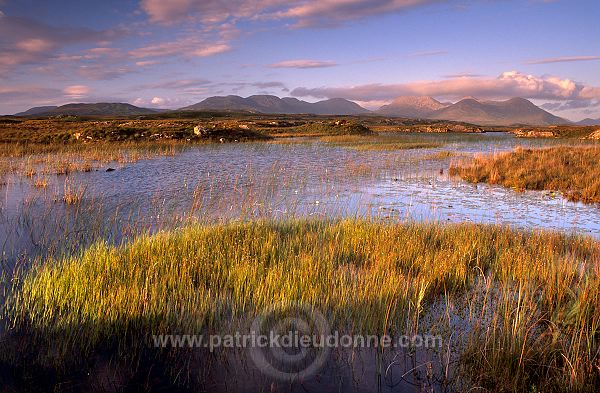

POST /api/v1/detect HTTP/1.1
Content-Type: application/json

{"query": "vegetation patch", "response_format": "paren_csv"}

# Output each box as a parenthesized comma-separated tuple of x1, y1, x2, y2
(512, 126, 600, 139)
(3, 219, 598, 391)
(450, 146, 600, 204)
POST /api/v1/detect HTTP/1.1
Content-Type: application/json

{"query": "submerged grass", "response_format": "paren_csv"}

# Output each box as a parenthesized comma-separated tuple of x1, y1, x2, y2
(4, 219, 599, 391)
(450, 146, 600, 204)
(320, 135, 443, 151)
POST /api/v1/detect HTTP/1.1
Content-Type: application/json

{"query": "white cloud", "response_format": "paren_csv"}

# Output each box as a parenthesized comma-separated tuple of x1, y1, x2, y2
(151, 96, 166, 105)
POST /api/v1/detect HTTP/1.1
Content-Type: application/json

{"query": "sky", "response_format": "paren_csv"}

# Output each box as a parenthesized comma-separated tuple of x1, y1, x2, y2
(1, 0, 599, 120)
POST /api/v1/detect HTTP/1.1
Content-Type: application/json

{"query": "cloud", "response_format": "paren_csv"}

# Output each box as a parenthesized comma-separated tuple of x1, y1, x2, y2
(135, 78, 212, 90)
(151, 96, 166, 105)
(63, 85, 91, 99)
(409, 50, 448, 57)
(76, 64, 134, 80)
(541, 100, 600, 112)
(273, 0, 445, 27)
(526, 55, 600, 65)
(140, 0, 290, 24)
(0, 86, 61, 102)
(269, 59, 337, 69)
(442, 72, 484, 78)
(290, 71, 600, 102)
(0, 14, 121, 74)
(129, 38, 230, 59)
(135, 60, 161, 67)
(140, 0, 448, 27)
(133, 96, 190, 108)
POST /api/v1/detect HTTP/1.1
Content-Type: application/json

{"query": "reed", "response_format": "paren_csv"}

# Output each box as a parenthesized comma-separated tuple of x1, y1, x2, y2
(320, 135, 444, 150)
(450, 146, 600, 204)
(4, 219, 599, 391)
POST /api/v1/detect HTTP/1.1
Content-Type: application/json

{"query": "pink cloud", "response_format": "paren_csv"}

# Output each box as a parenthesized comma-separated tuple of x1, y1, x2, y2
(269, 59, 337, 69)
(63, 85, 91, 98)
(140, 0, 291, 24)
(0, 14, 122, 74)
(276, 0, 443, 27)
(129, 38, 230, 59)
(15, 38, 56, 53)
(140, 0, 446, 27)
(290, 71, 600, 102)
(526, 55, 600, 65)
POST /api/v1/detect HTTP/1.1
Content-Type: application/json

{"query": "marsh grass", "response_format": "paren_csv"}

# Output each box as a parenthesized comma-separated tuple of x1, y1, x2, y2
(420, 150, 466, 160)
(449, 146, 600, 204)
(320, 135, 444, 151)
(4, 219, 599, 391)
(0, 141, 181, 178)
(62, 177, 86, 205)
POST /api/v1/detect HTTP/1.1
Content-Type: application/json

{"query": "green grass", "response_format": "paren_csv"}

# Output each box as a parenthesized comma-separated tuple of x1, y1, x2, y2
(450, 146, 600, 204)
(4, 219, 599, 391)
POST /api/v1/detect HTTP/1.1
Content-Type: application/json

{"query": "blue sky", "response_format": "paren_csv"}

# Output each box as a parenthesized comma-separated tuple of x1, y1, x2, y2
(1, 0, 599, 120)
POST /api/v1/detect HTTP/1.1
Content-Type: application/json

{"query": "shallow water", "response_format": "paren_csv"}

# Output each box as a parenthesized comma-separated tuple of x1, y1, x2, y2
(1, 132, 599, 266)
(1, 132, 599, 392)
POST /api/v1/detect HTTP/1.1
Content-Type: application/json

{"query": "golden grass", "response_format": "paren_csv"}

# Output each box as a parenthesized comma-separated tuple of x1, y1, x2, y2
(5, 219, 599, 391)
(0, 142, 180, 178)
(62, 177, 86, 205)
(450, 146, 600, 204)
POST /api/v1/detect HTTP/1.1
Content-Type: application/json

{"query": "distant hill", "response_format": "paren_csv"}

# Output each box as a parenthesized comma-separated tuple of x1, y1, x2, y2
(576, 118, 600, 126)
(375, 97, 566, 126)
(377, 96, 448, 118)
(428, 97, 568, 126)
(15, 106, 59, 116)
(16, 103, 158, 117)
(180, 95, 370, 115)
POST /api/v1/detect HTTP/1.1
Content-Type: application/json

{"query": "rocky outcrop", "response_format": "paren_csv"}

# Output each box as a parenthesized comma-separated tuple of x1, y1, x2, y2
(513, 129, 556, 138)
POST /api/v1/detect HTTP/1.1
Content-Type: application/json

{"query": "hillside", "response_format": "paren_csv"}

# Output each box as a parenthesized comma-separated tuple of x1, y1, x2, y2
(16, 103, 158, 117)
(179, 95, 370, 115)
(377, 96, 448, 118)
(428, 97, 568, 126)
(14, 106, 59, 116)
(576, 118, 600, 126)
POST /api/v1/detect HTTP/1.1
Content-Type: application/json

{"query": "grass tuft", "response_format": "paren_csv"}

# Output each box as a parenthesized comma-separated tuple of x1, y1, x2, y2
(450, 146, 600, 204)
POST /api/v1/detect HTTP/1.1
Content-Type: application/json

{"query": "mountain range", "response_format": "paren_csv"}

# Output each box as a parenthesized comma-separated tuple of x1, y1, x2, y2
(14, 95, 576, 126)
(377, 96, 568, 126)
(377, 96, 447, 118)
(179, 95, 370, 115)
(576, 118, 600, 126)
(15, 103, 159, 117)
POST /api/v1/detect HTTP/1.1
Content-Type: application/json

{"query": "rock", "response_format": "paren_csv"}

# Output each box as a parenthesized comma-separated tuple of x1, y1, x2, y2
(514, 129, 556, 138)
(106, 168, 116, 172)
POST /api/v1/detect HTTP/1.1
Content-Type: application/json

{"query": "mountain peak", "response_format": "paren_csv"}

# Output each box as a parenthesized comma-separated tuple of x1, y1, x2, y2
(431, 97, 569, 126)
(179, 95, 369, 115)
(377, 96, 447, 118)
